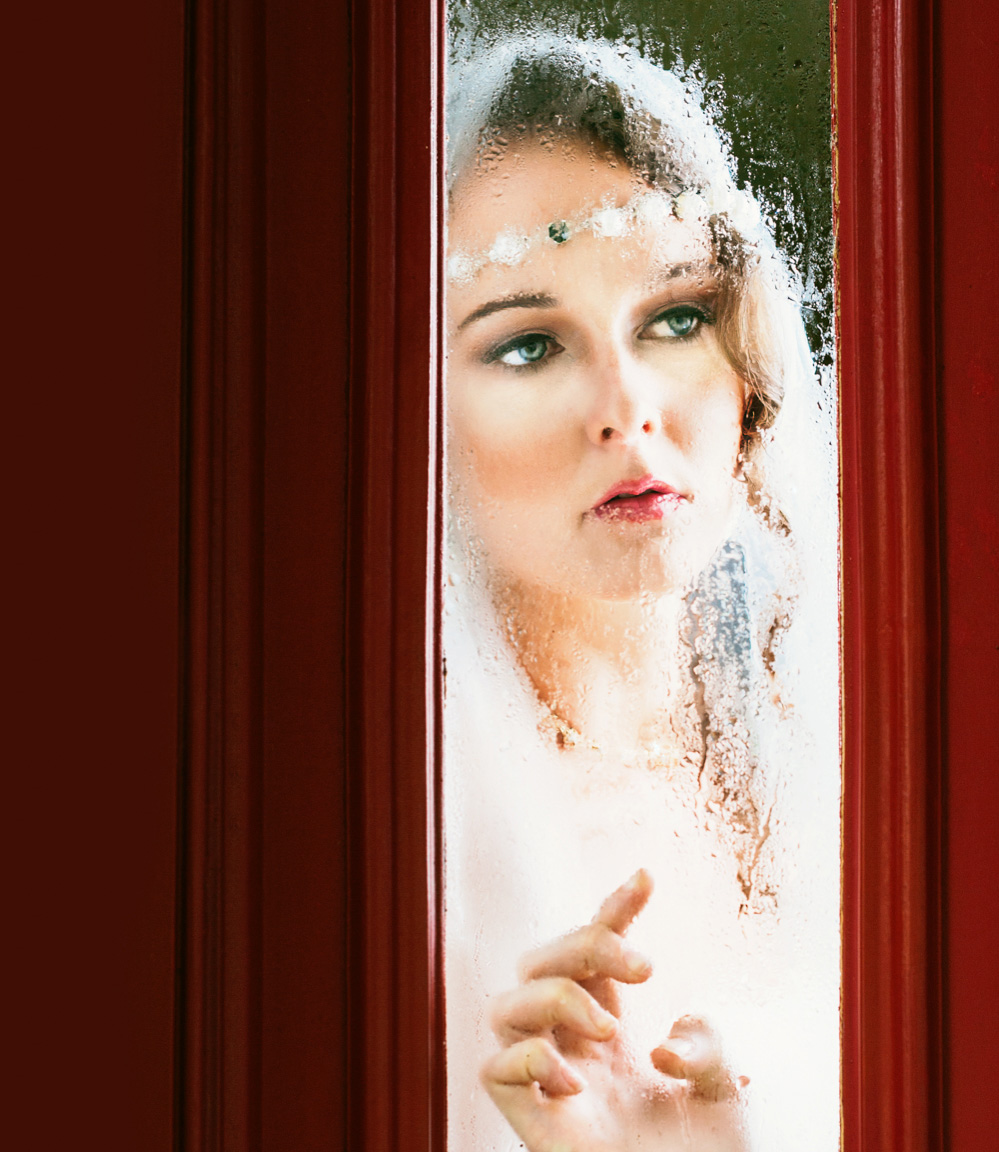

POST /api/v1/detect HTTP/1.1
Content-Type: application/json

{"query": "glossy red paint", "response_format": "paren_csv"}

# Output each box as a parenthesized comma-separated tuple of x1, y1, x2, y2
(176, 0, 357, 1148)
(838, 1, 999, 1148)
(836, 0, 945, 1148)
(180, 0, 445, 1147)
(345, 0, 444, 1149)
(180, 1, 267, 1146)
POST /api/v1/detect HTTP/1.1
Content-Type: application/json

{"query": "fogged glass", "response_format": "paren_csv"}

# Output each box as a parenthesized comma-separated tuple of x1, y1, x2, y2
(443, 5, 839, 1150)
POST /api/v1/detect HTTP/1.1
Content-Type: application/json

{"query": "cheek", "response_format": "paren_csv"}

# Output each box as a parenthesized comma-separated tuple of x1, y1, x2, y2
(687, 376, 745, 485)
(702, 406, 743, 482)
(448, 386, 574, 509)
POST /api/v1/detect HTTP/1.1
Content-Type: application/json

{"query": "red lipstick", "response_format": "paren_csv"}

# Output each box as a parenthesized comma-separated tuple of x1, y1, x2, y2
(591, 474, 686, 523)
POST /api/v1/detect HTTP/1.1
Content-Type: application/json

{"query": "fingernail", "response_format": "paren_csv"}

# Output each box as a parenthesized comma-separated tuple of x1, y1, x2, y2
(626, 869, 648, 892)
(562, 1065, 585, 1094)
(666, 1036, 694, 1059)
(624, 949, 652, 978)
(590, 1005, 617, 1038)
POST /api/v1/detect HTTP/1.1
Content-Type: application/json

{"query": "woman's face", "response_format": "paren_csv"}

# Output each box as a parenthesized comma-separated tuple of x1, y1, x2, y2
(446, 138, 746, 602)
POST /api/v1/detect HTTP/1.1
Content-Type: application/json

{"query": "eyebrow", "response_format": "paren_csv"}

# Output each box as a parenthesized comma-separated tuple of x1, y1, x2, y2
(456, 292, 558, 332)
(453, 260, 720, 333)
(643, 259, 719, 289)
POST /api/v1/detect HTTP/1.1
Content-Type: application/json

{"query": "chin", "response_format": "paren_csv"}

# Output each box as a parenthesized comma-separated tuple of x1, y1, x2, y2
(572, 534, 719, 602)
(533, 549, 703, 603)
(583, 568, 692, 603)
(470, 522, 727, 605)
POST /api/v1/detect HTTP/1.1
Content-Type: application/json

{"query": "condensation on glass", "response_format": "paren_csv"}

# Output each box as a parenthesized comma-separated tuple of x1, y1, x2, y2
(442, 4, 839, 1150)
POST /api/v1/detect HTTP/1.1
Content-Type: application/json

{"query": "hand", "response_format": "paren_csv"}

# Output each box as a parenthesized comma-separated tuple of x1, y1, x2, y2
(481, 870, 748, 1151)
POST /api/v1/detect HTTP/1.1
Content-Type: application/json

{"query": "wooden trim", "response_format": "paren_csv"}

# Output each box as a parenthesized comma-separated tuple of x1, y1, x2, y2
(345, 0, 445, 1147)
(178, 0, 448, 1143)
(178, 0, 357, 1147)
(836, 1, 945, 1149)
(178, 0, 267, 1147)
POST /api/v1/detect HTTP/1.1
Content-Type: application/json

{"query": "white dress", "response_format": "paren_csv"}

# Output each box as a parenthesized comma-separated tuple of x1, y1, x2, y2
(443, 566, 841, 1152)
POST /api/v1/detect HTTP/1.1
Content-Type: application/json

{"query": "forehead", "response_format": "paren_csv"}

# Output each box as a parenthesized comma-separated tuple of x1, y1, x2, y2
(447, 138, 714, 305)
(449, 136, 642, 246)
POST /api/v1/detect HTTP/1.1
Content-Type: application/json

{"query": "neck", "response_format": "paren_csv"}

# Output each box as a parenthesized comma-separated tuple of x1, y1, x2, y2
(492, 574, 687, 757)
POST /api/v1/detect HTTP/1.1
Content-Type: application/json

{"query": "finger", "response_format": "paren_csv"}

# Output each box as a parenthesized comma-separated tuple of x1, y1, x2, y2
(651, 1015, 741, 1103)
(482, 1036, 584, 1098)
(593, 868, 654, 936)
(518, 920, 653, 985)
(491, 977, 618, 1043)
(483, 1042, 585, 1152)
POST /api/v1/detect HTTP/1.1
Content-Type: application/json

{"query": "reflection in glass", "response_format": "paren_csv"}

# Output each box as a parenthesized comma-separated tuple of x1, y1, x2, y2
(443, 21, 839, 1152)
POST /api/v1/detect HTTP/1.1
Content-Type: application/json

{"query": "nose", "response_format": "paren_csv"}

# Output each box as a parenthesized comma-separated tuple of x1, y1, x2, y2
(584, 345, 660, 447)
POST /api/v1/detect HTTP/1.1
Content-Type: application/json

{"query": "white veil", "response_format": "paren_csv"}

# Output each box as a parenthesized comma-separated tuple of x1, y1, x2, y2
(443, 34, 840, 1152)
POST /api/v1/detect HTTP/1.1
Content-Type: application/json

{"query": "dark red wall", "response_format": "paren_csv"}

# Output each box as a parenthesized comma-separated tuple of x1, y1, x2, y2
(8, 3, 186, 1150)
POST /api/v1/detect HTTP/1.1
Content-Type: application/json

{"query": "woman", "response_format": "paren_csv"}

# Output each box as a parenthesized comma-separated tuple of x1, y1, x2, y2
(443, 37, 840, 1152)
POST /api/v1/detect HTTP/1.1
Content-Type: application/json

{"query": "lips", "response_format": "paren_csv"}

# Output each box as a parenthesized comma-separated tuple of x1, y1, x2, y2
(591, 474, 686, 523)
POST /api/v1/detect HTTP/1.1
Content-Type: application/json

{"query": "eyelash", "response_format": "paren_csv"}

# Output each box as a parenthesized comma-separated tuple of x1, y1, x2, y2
(483, 333, 562, 370)
(481, 303, 715, 370)
(641, 303, 715, 341)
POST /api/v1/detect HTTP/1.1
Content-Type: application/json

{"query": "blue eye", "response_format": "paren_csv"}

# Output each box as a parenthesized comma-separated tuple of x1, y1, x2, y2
(491, 334, 558, 367)
(644, 305, 710, 340)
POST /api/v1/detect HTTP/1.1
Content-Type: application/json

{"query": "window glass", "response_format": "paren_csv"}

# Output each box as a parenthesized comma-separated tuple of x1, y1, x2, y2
(443, 5, 839, 1149)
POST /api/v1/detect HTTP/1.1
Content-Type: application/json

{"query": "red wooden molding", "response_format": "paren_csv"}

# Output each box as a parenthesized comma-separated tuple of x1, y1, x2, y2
(179, 0, 267, 1147)
(836, 0, 945, 1149)
(178, 0, 357, 1148)
(345, 0, 445, 1150)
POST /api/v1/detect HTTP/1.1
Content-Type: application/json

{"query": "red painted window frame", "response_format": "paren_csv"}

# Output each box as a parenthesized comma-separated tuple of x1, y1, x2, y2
(837, 2, 943, 1146)
(157, 0, 999, 1148)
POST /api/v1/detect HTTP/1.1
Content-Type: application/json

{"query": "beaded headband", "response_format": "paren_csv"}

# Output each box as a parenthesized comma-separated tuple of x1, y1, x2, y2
(446, 186, 761, 284)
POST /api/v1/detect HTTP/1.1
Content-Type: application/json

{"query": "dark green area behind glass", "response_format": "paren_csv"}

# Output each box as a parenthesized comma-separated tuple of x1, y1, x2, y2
(448, 0, 833, 365)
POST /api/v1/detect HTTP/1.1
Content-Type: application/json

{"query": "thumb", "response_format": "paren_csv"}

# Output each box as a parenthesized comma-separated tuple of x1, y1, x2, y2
(650, 1015, 746, 1103)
